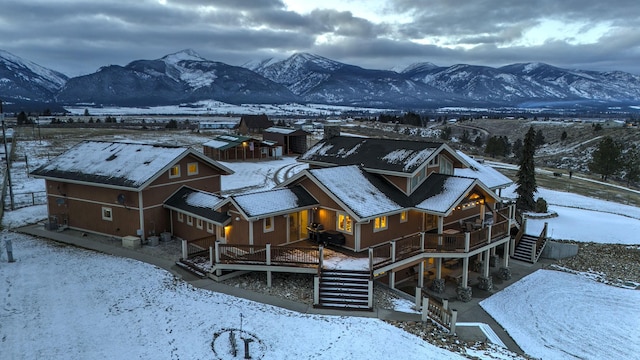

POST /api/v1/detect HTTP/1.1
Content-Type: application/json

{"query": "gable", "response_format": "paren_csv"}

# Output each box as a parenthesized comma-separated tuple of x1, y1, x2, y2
(163, 186, 230, 225)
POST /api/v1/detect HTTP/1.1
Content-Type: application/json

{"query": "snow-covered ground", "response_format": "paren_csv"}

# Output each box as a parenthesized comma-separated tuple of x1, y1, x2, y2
(0, 233, 463, 360)
(2, 131, 640, 359)
(480, 270, 640, 360)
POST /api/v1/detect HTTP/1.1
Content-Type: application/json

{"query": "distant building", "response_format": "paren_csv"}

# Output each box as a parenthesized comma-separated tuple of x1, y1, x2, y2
(236, 114, 273, 135)
(262, 127, 310, 154)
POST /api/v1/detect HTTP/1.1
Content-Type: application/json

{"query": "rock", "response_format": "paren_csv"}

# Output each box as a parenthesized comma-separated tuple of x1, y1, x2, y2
(430, 278, 446, 293)
(497, 267, 512, 280)
(477, 276, 493, 291)
(456, 286, 472, 302)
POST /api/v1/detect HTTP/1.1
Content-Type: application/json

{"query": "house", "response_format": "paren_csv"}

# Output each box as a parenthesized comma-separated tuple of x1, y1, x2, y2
(30, 141, 234, 242)
(262, 127, 310, 154)
(236, 114, 273, 135)
(202, 134, 282, 161)
(168, 136, 522, 305)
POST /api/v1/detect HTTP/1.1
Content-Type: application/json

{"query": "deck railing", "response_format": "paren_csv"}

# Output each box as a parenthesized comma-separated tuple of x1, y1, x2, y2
(185, 236, 217, 258)
(215, 243, 320, 266)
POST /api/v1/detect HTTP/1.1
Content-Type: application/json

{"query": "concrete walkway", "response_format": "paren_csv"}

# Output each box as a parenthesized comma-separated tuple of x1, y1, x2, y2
(16, 223, 548, 356)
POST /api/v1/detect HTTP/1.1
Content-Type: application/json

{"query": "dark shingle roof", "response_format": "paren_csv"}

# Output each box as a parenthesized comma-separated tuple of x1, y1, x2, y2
(163, 186, 230, 225)
(299, 136, 443, 174)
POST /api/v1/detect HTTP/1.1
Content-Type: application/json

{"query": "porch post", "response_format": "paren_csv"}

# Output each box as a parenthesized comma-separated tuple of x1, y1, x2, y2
(418, 261, 425, 288)
(503, 238, 510, 267)
(138, 191, 145, 242)
(479, 203, 486, 222)
(215, 241, 222, 277)
(266, 243, 272, 287)
(435, 258, 442, 279)
(181, 239, 188, 260)
(436, 216, 443, 277)
(461, 257, 469, 289)
(483, 249, 490, 278)
(390, 270, 396, 289)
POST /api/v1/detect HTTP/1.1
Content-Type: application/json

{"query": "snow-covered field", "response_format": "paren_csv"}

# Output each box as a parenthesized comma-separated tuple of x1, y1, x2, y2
(0, 233, 463, 360)
(480, 270, 640, 360)
(2, 130, 639, 359)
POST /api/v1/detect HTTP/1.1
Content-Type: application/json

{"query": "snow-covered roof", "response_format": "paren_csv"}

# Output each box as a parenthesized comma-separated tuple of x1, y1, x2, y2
(30, 140, 232, 189)
(299, 136, 442, 174)
(454, 151, 513, 189)
(308, 165, 404, 219)
(414, 175, 476, 214)
(230, 186, 318, 218)
(264, 126, 296, 134)
(163, 186, 230, 225)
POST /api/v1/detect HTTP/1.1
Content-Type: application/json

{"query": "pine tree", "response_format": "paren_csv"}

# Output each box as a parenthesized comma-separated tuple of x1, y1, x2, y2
(516, 127, 537, 211)
(534, 129, 545, 147)
(589, 136, 622, 181)
(622, 145, 640, 186)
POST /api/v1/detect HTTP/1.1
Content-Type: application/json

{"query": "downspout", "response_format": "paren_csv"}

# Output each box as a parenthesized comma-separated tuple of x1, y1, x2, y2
(138, 191, 145, 242)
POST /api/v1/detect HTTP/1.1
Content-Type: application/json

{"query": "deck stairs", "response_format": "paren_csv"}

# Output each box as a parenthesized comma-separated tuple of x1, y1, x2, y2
(317, 269, 372, 311)
(512, 234, 545, 263)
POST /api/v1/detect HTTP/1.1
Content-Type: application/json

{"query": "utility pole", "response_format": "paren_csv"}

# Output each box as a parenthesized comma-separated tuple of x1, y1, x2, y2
(0, 99, 14, 210)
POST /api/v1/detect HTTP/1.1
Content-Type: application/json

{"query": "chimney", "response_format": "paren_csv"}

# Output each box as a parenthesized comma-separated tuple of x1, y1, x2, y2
(323, 124, 340, 139)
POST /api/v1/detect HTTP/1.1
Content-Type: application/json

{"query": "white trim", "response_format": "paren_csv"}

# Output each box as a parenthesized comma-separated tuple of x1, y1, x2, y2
(263, 217, 274, 233)
(101, 206, 113, 221)
(336, 211, 353, 234)
(187, 162, 199, 176)
(206, 222, 214, 234)
(373, 216, 388, 232)
(169, 164, 181, 179)
(186, 215, 193, 226)
(196, 218, 203, 229)
(177, 212, 184, 222)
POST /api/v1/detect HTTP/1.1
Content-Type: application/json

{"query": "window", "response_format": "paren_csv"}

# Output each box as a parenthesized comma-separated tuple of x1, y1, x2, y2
(196, 218, 203, 229)
(428, 156, 439, 166)
(187, 162, 199, 176)
(400, 211, 408, 223)
(177, 212, 184, 222)
(263, 217, 274, 233)
(186, 215, 193, 226)
(206, 222, 214, 234)
(337, 212, 353, 234)
(169, 165, 181, 178)
(439, 157, 453, 175)
(102, 207, 113, 221)
(374, 216, 388, 231)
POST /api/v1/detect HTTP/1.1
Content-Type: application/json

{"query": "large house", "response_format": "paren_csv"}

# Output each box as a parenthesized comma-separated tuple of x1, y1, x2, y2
(30, 141, 233, 242)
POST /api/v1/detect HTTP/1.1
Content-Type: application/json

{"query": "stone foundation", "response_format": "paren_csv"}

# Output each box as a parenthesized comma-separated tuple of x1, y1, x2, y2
(497, 266, 512, 280)
(456, 286, 472, 302)
(477, 276, 494, 291)
(489, 255, 499, 267)
(430, 278, 445, 293)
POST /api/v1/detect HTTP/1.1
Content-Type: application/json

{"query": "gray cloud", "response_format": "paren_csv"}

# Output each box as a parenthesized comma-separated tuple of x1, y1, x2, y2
(0, 0, 637, 77)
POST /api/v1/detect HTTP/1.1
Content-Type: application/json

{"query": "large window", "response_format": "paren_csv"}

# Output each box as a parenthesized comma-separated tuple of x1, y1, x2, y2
(102, 207, 113, 221)
(187, 162, 199, 176)
(263, 217, 274, 233)
(374, 216, 388, 231)
(337, 212, 353, 234)
(169, 165, 181, 178)
(439, 157, 453, 175)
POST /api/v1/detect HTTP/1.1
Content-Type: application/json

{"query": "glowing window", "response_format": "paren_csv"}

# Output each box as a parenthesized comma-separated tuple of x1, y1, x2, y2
(374, 216, 388, 231)
(187, 162, 198, 176)
(264, 217, 274, 233)
(400, 211, 408, 223)
(337, 212, 353, 234)
(169, 165, 180, 178)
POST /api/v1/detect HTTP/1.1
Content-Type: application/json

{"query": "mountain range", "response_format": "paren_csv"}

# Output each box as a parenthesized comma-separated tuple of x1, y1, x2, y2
(1, 49, 640, 112)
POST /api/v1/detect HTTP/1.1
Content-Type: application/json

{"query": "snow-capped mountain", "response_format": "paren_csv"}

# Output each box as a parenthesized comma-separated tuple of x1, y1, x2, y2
(0, 49, 68, 108)
(3, 48, 640, 111)
(250, 53, 468, 107)
(56, 49, 299, 106)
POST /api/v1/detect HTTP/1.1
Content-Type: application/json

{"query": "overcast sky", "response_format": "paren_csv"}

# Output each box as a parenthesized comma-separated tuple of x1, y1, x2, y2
(1, 0, 638, 77)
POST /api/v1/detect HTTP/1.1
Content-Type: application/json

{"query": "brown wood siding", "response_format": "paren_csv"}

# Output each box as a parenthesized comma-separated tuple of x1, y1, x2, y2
(426, 164, 439, 176)
(171, 210, 217, 241)
(225, 212, 249, 246)
(250, 215, 288, 246)
(299, 178, 341, 212)
(314, 208, 355, 249)
(382, 174, 409, 193)
(358, 213, 420, 249)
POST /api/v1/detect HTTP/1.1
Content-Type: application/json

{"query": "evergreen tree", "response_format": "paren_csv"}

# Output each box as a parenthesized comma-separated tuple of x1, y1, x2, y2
(439, 126, 452, 140)
(461, 129, 471, 144)
(473, 135, 483, 147)
(588, 136, 621, 181)
(512, 138, 523, 160)
(516, 126, 537, 211)
(17, 111, 29, 125)
(534, 129, 545, 147)
(560, 130, 568, 141)
(622, 145, 640, 186)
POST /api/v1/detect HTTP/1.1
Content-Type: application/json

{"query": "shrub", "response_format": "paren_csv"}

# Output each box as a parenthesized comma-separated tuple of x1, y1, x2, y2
(535, 198, 548, 213)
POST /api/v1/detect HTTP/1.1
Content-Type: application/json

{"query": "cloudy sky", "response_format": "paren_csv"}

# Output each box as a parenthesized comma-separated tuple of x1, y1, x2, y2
(1, 0, 638, 77)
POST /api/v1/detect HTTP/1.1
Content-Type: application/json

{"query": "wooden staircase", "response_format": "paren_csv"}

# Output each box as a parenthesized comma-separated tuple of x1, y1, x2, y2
(512, 234, 544, 263)
(316, 269, 372, 311)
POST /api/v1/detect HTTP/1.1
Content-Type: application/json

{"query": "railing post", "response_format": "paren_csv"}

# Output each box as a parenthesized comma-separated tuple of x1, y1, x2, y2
(442, 298, 448, 311)
(214, 241, 221, 263)
(367, 280, 374, 309)
(209, 246, 214, 267)
(420, 231, 425, 252)
(509, 238, 515, 257)
(415, 287, 422, 310)
(319, 245, 324, 270)
(391, 240, 397, 263)
(313, 276, 320, 305)
(531, 243, 537, 263)
(421, 297, 429, 322)
(181, 239, 188, 260)
(464, 233, 470, 252)
(450, 309, 458, 335)
(266, 243, 271, 266)
(368, 247, 374, 271)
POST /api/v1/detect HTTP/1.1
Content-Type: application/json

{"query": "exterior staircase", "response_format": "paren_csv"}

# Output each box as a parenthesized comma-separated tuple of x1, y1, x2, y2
(316, 269, 372, 311)
(512, 234, 545, 263)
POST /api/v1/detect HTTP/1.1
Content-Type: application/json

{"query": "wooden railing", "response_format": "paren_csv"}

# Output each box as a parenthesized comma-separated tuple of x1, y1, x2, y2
(532, 223, 548, 263)
(185, 236, 217, 258)
(215, 243, 320, 266)
(490, 220, 509, 241)
(419, 293, 457, 334)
